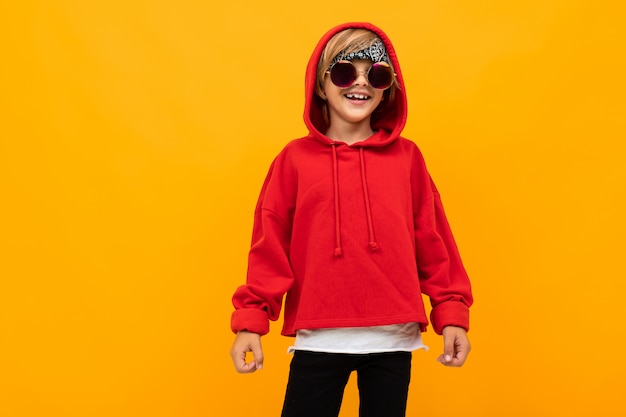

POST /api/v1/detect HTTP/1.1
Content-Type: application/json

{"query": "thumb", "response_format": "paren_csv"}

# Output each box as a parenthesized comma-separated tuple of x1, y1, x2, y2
(442, 334, 456, 364)
(251, 339, 265, 370)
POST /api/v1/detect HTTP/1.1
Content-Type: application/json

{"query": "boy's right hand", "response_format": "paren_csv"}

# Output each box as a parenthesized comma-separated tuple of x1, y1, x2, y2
(230, 331, 264, 373)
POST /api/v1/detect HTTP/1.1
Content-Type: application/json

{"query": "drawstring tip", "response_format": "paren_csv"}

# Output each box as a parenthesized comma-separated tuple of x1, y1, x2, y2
(334, 248, 343, 257)
(369, 242, 379, 252)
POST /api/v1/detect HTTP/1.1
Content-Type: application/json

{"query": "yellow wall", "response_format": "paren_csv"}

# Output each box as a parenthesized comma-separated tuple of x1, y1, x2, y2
(1, 1, 625, 416)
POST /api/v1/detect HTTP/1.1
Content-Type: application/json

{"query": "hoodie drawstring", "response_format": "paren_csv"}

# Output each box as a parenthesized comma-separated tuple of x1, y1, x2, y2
(330, 144, 379, 257)
(331, 144, 343, 257)
(359, 147, 379, 252)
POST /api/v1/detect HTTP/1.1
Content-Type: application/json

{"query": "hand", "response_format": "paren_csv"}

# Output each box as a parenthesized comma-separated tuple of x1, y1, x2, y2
(438, 326, 471, 367)
(230, 331, 264, 373)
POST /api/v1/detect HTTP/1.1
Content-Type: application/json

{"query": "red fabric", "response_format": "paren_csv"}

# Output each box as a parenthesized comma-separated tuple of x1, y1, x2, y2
(231, 22, 472, 337)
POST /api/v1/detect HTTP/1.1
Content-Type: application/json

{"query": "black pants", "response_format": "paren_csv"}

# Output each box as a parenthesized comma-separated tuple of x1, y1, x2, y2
(281, 351, 412, 417)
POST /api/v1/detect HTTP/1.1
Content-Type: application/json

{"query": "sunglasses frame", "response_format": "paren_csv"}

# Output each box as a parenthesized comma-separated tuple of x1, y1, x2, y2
(326, 60, 396, 90)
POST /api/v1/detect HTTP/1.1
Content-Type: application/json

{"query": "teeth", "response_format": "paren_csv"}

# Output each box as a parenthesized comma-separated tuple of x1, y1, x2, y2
(346, 94, 369, 100)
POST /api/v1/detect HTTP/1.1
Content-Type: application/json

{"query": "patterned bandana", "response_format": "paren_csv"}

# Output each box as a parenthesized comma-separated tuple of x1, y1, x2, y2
(328, 38, 389, 69)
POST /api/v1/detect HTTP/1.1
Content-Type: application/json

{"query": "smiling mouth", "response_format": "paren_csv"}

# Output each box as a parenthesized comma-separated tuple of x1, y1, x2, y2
(344, 93, 371, 100)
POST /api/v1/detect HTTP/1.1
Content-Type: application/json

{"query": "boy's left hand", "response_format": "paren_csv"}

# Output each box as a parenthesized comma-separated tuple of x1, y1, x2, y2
(438, 326, 471, 367)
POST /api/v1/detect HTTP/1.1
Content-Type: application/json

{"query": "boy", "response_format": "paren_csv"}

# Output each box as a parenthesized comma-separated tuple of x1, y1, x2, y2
(230, 22, 473, 417)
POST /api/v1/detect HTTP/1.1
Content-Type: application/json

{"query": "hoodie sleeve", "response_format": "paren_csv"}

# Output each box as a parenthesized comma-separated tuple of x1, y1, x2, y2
(411, 147, 473, 335)
(230, 151, 297, 335)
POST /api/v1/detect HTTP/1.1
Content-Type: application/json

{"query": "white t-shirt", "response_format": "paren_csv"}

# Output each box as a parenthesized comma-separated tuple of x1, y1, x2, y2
(288, 322, 429, 354)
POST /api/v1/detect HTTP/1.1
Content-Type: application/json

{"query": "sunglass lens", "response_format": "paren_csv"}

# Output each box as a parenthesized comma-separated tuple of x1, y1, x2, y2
(330, 61, 356, 88)
(369, 63, 394, 89)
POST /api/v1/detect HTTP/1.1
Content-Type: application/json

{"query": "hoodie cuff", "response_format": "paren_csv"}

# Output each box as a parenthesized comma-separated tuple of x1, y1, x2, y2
(430, 301, 470, 335)
(231, 308, 270, 335)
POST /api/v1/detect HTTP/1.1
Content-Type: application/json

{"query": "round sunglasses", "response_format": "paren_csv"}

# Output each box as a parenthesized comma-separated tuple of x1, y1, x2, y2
(327, 60, 395, 90)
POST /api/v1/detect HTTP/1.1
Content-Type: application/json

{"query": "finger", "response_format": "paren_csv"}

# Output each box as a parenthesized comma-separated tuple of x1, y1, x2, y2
(235, 355, 258, 373)
(437, 354, 462, 367)
(251, 341, 264, 370)
(239, 360, 258, 373)
(453, 341, 471, 365)
(453, 350, 468, 366)
(442, 336, 456, 364)
(440, 345, 470, 367)
(231, 345, 256, 373)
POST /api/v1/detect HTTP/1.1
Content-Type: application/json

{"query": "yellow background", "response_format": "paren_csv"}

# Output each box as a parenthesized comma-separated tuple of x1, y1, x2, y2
(1, 1, 625, 416)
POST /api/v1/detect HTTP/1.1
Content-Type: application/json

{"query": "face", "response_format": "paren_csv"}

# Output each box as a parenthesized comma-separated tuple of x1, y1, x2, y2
(322, 59, 385, 128)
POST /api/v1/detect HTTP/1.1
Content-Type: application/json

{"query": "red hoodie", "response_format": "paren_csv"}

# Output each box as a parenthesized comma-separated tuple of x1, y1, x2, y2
(231, 22, 472, 337)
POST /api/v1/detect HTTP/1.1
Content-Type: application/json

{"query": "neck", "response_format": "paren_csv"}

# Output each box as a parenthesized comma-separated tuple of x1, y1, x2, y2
(325, 119, 374, 145)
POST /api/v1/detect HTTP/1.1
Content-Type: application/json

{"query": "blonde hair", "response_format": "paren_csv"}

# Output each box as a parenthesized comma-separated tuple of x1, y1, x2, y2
(315, 29, 399, 102)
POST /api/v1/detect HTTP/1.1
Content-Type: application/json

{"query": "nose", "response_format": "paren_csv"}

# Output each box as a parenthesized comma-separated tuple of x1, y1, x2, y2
(354, 69, 369, 86)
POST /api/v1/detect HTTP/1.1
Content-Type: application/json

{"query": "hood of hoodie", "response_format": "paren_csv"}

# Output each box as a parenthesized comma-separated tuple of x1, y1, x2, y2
(303, 22, 408, 148)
